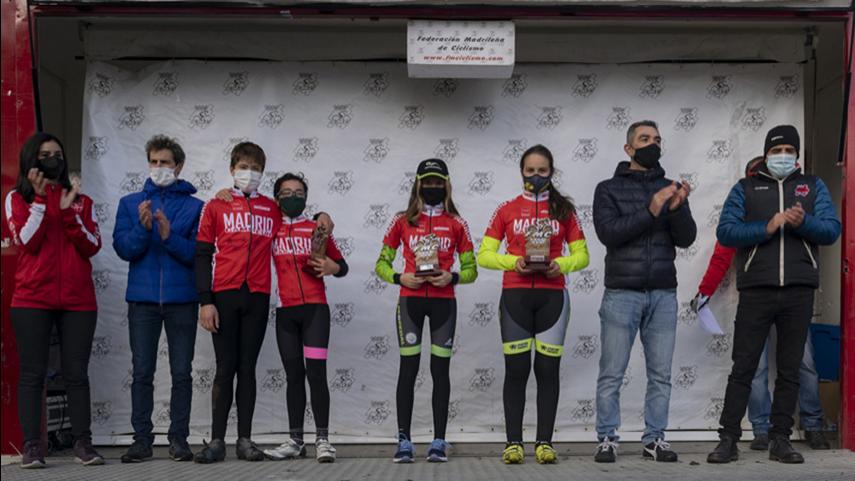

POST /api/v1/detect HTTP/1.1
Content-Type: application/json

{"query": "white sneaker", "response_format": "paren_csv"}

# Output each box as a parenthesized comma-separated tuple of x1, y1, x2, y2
(315, 438, 336, 463)
(263, 438, 306, 460)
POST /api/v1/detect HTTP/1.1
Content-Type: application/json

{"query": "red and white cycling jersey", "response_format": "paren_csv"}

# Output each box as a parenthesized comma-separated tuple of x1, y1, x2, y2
(273, 216, 344, 308)
(197, 188, 280, 294)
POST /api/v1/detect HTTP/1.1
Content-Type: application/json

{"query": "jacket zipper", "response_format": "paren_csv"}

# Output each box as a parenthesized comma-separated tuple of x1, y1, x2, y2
(426, 213, 432, 298)
(289, 222, 306, 303)
(158, 190, 164, 306)
(532, 196, 538, 289)
(244, 194, 254, 285)
(777, 179, 785, 286)
(802, 239, 818, 269)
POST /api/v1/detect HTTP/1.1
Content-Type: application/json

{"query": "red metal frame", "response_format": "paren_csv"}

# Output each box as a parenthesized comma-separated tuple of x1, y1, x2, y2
(2, 1, 853, 454)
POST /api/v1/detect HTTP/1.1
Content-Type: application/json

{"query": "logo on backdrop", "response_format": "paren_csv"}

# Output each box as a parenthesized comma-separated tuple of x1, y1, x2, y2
(399, 106, 425, 130)
(289, 137, 319, 163)
(399, 172, 416, 194)
(259, 171, 284, 197)
(88, 73, 115, 97)
(448, 400, 462, 421)
(537, 106, 563, 130)
(639, 75, 664, 99)
(91, 336, 112, 359)
(468, 106, 494, 130)
(706, 140, 733, 164)
(677, 245, 699, 261)
(502, 139, 527, 164)
(364, 271, 388, 295)
(327, 105, 353, 129)
(121, 369, 133, 392)
(775, 75, 799, 98)
(193, 367, 215, 393)
(153, 72, 179, 96)
(330, 368, 355, 392)
(468, 171, 495, 196)
(502, 74, 528, 98)
(268, 304, 276, 328)
(571, 74, 598, 98)
(154, 402, 171, 426)
(552, 168, 564, 188)
(363, 401, 392, 425)
(606, 106, 631, 130)
(571, 335, 599, 360)
(85, 137, 109, 161)
(572, 269, 599, 294)
(704, 398, 726, 420)
(468, 368, 496, 392)
(414, 370, 427, 391)
(707, 75, 733, 99)
(92, 401, 113, 425)
(293, 73, 319, 95)
(576, 205, 594, 228)
(222, 137, 250, 160)
(363, 336, 390, 360)
(92, 270, 111, 292)
(740, 106, 767, 132)
(621, 366, 633, 391)
(157, 337, 170, 360)
(93, 203, 110, 224)
(468, 303, 496, 327)
(706, 334, 732, 357)
(707, 204, 724, 228)
(434, 138, 459, 161)
(118, 105, 145, 130)
(679, 172, 699, 191)
(674, 365, 699, 390)
(334, 237, 354, 257)
(675, 108, 699, 131)
(364, 204, 390, 229)
(328, 171, 354, 195)
(331, 302, 355, 327)
(433, 78, 459, 97)
(364, 138, 391, 163)
(261, 369, 286, 393)
(363, 73, 390, 97)
(678, 302, 698, 326)
(570, 400, 596, 423)
(192, 170, 215, 194)
(223, 71, 249, 96)
(189, 104, 215, 129)
(572, 138, 598, 163)
(258, 104, 285, 129)
(305, 406, 314, 425)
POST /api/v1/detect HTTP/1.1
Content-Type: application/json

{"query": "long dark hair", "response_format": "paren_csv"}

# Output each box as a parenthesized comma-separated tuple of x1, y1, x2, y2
(14, 132, 72, 204)
(520, 144, 575, 221)
(400, 166, 460, 226)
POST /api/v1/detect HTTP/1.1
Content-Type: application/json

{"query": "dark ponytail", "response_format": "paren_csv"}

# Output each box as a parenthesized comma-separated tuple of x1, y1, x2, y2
(519, 144, 575, 221)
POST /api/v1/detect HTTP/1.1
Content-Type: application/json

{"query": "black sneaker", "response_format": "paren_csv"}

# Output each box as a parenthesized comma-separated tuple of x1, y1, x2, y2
(707, 434, 739, 463)
(20, 440, 45, 469)
(769, 436, 804, 464)
(169, 438, 194, 461)
(236, 437, 265, 462)
(805, 430, 830, 450)
(73, 437, 105, 466)
(594, 439, 618, 463)
(121, 440, 153, 463)
(750, 433, 769, 451)
(194, 439, 226, 464)
(642, 439, 678, 462)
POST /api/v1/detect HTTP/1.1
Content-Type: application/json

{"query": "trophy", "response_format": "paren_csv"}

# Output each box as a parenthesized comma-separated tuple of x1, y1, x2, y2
(524, 218, 553, 272)
(303, 225, 330, 274)
(413, 233, 441, 277)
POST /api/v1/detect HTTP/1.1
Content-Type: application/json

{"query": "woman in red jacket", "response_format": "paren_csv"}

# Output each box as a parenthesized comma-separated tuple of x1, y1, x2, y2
(5, 133, 104, 468)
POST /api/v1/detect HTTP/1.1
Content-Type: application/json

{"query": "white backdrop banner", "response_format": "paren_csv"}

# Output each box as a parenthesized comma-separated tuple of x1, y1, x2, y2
(81, 60, 803, 443)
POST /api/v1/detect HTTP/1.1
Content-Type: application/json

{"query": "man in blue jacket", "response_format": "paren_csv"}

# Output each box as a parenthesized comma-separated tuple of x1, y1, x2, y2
(708, 125, 841, 464)
(113, 135, 204, 463)
(592, 120, 696, 463)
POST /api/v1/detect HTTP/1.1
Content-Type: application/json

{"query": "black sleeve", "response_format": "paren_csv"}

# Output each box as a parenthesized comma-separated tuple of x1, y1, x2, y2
(334, 258, 349, 278)
(195, 241, 216, 305)
(451, 273, 460, 285)
(592, 182, 655, 248)
(667, 201, 697, 248)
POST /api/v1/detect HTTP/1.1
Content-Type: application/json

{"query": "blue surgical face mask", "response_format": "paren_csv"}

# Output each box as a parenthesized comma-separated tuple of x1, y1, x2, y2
(766, 153, 798, 179)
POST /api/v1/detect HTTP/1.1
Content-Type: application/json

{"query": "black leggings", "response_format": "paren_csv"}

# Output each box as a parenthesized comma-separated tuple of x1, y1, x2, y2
(395, 297, 456, 440)
(275, 304, 331, 440)
(11, 308, 97, 443)
(499, 288, 569, 444)
(210, 284, 269, 440)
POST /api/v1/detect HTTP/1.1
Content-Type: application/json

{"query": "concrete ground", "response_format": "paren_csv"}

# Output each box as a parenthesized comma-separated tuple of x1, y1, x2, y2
(2, 442, 854, 481)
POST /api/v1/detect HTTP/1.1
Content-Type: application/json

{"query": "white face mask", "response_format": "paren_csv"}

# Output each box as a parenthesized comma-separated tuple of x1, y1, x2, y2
(233, 169, 262, 193)
(150, 167, 176, 187)
(766, 153, 798, 179)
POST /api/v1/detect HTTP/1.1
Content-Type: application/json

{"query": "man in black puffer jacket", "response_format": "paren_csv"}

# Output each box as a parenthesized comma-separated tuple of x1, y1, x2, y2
(591, 120, 697, 464)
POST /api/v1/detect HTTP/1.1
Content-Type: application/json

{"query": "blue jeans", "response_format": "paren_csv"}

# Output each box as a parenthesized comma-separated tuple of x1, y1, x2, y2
(748, 335, 824, 434)
(596, 289, 677, 444)
(128, 302, 198, 445)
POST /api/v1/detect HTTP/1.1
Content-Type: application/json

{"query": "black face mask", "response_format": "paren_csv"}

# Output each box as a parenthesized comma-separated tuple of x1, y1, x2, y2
(419, 187, 446, 206)
(523, 174, 551, 193)
(279, 196, 306, 218)
(37, 155, 65, 181)
(633, 144, 661, 169)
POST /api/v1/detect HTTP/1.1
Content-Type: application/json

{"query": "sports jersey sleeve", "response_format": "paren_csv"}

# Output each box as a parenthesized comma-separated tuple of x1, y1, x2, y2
(375, 215, 403, 284)
(195, 200, 217, 305)
(477, 205, 519, 271)
(326, 234, 349, 278)
(554, 212, 589, 274)
(453, 217, 477, 285)
(5, 191, 48, 254)
(61, 196, 102, 259)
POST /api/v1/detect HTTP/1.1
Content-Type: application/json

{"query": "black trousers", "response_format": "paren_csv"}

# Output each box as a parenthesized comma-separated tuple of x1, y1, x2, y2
(11, 308, 97, 443)
(718, 286, 814, 439)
